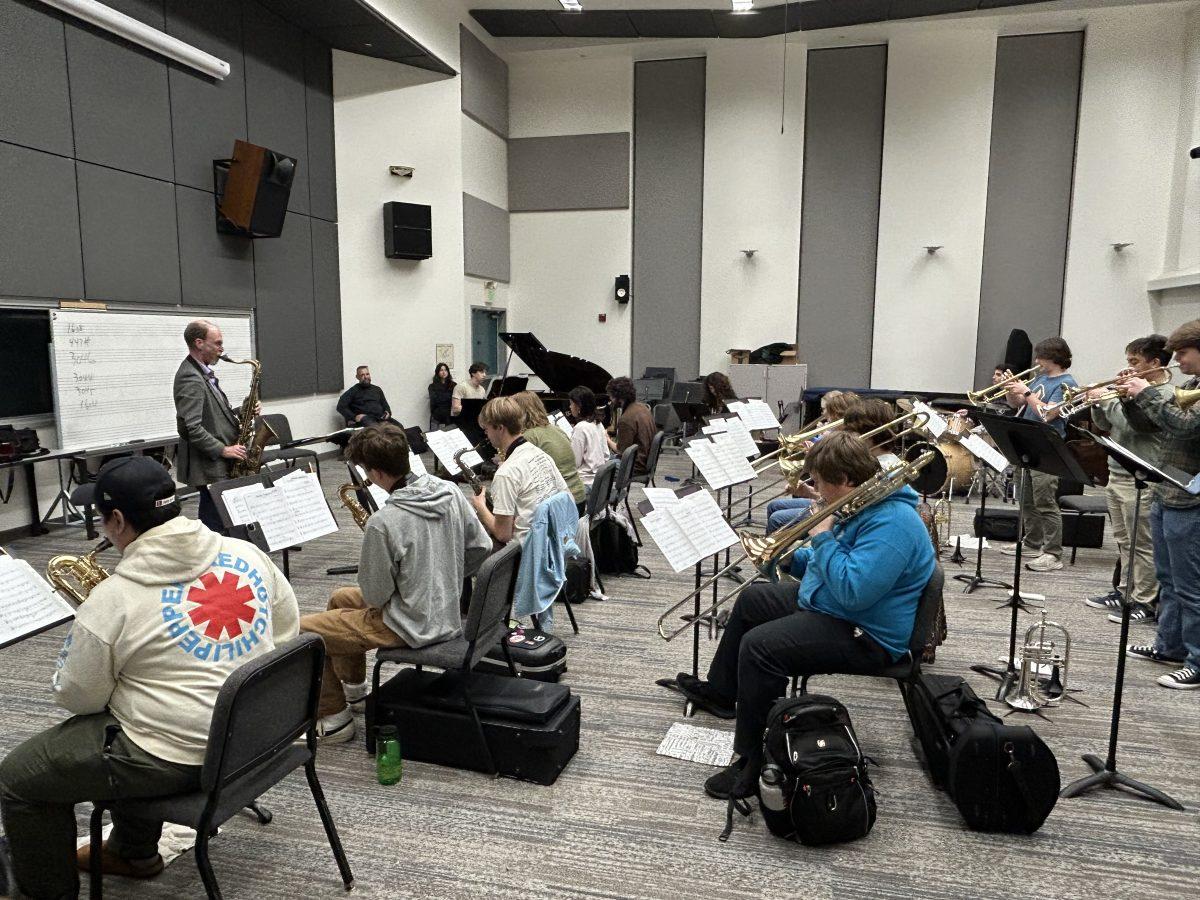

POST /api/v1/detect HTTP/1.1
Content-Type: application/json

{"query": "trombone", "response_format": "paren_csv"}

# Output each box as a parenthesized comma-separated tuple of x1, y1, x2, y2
(751, 418, 843, 474)
(966, 365, 1043, 406)
(656, 449, 938, 641)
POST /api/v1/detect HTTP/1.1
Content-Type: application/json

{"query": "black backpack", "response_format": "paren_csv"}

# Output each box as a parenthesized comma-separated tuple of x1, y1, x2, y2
(722, 694, 877, 845)
(590, 517, 650, 578)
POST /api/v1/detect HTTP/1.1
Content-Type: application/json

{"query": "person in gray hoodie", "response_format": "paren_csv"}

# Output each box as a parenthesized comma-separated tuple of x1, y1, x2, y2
(301, 424, 492, 743)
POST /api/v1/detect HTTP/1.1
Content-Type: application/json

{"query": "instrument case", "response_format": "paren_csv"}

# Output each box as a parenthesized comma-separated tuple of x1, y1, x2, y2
(478, 627, 568, 682)
(973, 506, 1104, 549)
(370, 668, 579, 785)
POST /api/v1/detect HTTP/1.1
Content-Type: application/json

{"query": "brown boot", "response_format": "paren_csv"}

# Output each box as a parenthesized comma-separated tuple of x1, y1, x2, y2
(76, 841, 164, 878)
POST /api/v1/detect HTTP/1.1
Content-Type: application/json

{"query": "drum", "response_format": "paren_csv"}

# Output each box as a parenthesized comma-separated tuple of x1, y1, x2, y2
(944, 413, 970, 442)
(937, 441, 974, 495)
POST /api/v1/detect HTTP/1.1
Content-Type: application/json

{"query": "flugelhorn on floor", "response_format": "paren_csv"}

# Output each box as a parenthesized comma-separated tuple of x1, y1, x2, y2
(46, 539, 112, 605)
(1007, 610, 1071, 711)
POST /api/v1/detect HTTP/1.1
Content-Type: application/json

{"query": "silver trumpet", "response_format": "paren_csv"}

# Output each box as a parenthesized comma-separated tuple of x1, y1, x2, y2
(1007, 610, 1071, 711)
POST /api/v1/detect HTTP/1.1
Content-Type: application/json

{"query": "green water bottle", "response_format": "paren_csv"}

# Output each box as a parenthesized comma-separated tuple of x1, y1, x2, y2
(376, 725, 402, 785)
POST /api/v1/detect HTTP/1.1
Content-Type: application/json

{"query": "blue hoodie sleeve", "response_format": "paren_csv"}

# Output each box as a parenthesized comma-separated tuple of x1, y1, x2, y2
(805, 520, 911, 613)
(789, 545, 813, 578)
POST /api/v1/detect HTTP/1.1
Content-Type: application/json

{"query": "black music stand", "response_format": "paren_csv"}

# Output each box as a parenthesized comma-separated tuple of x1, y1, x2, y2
(955, 463, 1012, 595)
(209, 469, 299, 578)
(1060, 435, 1189, 810)
(970, 411, 1091, 705)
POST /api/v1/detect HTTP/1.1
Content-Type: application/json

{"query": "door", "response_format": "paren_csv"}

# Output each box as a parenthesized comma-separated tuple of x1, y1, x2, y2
(470, 308, 506, 375)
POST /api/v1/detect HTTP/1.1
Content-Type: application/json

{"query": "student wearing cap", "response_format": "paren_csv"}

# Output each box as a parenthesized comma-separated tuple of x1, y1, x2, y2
(0, 457, 299, 899)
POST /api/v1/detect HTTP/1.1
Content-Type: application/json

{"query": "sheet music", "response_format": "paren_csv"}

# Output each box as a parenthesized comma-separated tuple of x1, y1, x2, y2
(550, 412, 574, 438)
(710, 434, 757, 482)
(727, 398, 780, 431)
(242, 489, 303, 550)
(0, 553, 76, 647)
(219, 482, 266, 526)
(656, 722, 735, 768)
(703, 417, 759, 458)
(640, 489, 739, 572)
(276, 472, 338, 543)
(640, 509, 703, 572)
(1093, 435, 1200, 492)
(679, 489, 740, 558)
(408, 451, 428, 477)
(685, 437, 755, 490)
(354, 465, 392, 509)
(911, 401, 949, 439)
(960, 433, 1009, 473)
(641, 487, 681, 509)
(424, 429, 482, 473)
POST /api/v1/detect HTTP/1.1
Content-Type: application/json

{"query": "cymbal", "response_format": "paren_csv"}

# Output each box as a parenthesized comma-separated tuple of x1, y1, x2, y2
(896, 397, 915, 413)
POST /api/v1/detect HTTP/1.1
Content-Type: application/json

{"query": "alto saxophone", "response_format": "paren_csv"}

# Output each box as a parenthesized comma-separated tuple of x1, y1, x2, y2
(46, 539, 112, 605)
(338, 483, 371, 530)
(219, 355, 277, 478)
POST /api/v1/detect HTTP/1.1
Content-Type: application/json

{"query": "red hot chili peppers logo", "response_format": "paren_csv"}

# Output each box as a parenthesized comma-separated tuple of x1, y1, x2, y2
(160, 554, 271, 662)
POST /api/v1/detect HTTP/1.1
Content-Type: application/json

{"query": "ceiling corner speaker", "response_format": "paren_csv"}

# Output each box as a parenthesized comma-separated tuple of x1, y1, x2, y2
(384, 201, 433, 260)
(214, 140, 296, 238)
(615, 274, 631, 304)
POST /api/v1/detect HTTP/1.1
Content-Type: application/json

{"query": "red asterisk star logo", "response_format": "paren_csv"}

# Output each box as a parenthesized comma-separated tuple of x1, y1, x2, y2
(187, 571, 256, 640)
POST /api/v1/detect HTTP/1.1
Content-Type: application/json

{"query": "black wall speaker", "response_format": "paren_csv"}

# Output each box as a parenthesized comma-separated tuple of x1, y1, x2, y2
(215, 140, 296, 238)
(384, 201, 433, 260)
(615, 274, 631, 304)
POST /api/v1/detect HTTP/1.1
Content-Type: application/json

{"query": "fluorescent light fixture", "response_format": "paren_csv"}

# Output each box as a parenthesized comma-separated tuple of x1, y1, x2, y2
(732, 0, 754, 11)
(559, 0, 584, 10)
(34, 0, 230, 79)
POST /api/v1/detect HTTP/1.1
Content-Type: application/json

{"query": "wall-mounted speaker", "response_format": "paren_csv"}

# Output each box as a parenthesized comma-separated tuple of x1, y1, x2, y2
(615, 274, 631, 304)
(384, 201, 433, 260)
(214, 140, 296, 238)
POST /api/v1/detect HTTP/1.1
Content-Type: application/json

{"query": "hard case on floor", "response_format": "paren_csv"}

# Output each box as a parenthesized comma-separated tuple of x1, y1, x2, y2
(371, 668, 580, 785)
(973, 506, 1104, 548)
(478, 627, 568, 682)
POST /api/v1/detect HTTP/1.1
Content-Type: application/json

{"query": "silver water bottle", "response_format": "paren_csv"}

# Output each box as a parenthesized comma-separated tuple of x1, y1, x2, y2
(759, 763, 787, 811)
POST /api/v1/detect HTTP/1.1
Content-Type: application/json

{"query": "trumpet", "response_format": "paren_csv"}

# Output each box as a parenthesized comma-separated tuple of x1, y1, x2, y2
(1041, 364, 1180, 418)
(656, 449, 939, 641)
(338, 483, 371, 530)
(1007, 610, 1071, 711)
(967, 365, 1043, 406)
(46, 539, 112, 605)
(1176, 386, 1200, 409)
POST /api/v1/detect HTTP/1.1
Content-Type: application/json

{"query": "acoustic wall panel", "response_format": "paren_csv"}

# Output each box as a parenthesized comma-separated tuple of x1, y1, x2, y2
(311, 218, 344, 393)
(974, 32, 1083, 386)
(166, 0, 248, 192)
(631, 58, 706, 381)
(796, 45, 887, 388)
(304, 33, 337, 222)
(0, 0, 74, 157)
(254, 212, 317, 398)
(463, 193, 511, 282)
(0, 144, 84, 300)
(508, 133, 630, 212)
(176, 184, 255, 308)
(77, 162, 181, 304)
(460, 25, 509, 138)
(243, 0, 310, 215)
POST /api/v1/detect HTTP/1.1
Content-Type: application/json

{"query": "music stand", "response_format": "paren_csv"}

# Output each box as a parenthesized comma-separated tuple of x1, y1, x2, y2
(955, 464, 1012, 595)
(209, 469, 298, 578)
(1060, 434, 1188, 810)
(970, 411, 1091, 704)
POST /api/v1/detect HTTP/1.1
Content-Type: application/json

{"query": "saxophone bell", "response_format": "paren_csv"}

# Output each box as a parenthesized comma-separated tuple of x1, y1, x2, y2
(338, 483, 371, 530)
(218, 355, 275, 478)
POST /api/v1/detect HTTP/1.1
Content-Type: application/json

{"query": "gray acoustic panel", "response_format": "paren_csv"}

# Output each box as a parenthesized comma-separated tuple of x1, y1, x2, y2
(175, 184, 254, 308)
(631, 58, 705, 382)
(0, 0, 74, 156)
(253, 212, 316, 398)
(310, 218, 343, 393)
(243, 0, 309, 216)
(462, 193, 510, 283)
(77, 162, 181, 304)
(508, 133, 629, 212)
(0, 143, 84, 300)
(716, 3, 803, 38)
(304, 34, 337, 223)
(796, 45, 887, 387)
(165, 0, 248, 192)
(552, 11, 637, 38)
(798, 0, 891, 30)
(459, 26, 508, 138)
(628, 10, 717, 38)
(975, 32, 1083, 387)
(470, 9, 557, 37)
(64, 4, 174, 181)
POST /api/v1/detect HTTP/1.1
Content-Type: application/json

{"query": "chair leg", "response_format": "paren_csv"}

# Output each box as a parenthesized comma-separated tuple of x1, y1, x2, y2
(1070, 511, 1081, 565)
(798, 675, 810, 696)
(245, 801, 272, 824)
(90, 803, 106, 900)
(500, 634, 518, 677)
(193, 819, 222, 900)
(561, 596, 580, 634)
(625, 497, 643, 546)
(304, 761, 355, 891)
(365, 659, 383, 754)
(461, 681, 497, 775)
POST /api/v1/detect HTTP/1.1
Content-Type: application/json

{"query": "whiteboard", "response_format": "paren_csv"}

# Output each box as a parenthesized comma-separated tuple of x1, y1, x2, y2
(51, 310, 255, 451)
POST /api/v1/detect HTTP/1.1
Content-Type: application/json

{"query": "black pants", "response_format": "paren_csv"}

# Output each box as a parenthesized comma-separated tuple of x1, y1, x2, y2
(707, 582, 891, 755)
(196, 486, 223, 533)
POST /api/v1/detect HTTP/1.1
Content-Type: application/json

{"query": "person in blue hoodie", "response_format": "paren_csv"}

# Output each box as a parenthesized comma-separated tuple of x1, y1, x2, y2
(676, 431, 937, 800)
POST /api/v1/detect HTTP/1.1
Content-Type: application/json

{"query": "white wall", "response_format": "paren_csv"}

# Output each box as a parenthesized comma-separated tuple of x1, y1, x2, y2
(698, 40, 806, 377)
(871, 30, 997, 392)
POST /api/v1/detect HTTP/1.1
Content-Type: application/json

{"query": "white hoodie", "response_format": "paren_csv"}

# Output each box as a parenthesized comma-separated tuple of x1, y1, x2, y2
(53, 516, 300, 765)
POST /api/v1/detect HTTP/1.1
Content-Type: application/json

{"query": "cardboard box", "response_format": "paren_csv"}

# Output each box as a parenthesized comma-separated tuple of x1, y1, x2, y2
(727, 344, 799, 365)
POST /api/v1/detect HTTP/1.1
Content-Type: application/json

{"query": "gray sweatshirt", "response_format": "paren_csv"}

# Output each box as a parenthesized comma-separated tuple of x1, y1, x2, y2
(358, 473, 492, 647)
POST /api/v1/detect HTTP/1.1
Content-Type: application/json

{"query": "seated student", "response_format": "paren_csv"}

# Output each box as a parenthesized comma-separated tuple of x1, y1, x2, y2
(451, 362, 490, 417)
(428, 363, 455, 428)
(301, 424, 491, 743)
(512, 391, 587, 514)
(0, 457, 299, 899)
(568, 386, 610, 486)
(675, 432, 936, 799)
(606, 376, 656, 476)
(702, 371, 738, 415)
(1003, 337, 1078, 572)
(337, 365, 393, 426)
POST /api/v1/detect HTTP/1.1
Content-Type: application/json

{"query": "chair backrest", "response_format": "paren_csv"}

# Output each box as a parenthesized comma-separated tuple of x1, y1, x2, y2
(611, 444, 639, 505)
(199, 634, 323, 793)
(462, 541, 522, 667)
(641, 429, 667, 481)
(906, 563, 945, 659)
(260, 413, 293, 445)
(587, 460, 618, 520)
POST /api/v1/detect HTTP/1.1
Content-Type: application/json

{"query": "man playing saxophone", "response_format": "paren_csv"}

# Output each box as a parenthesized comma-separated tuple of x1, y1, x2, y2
(672, 433, 936, 801)
(173, 319, 260, 533)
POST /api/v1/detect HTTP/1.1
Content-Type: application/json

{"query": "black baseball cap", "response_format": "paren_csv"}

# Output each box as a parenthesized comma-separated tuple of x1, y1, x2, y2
(71, 457, 179, 513)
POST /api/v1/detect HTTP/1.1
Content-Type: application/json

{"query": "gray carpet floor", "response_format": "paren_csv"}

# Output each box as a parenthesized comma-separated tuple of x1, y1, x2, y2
(2, 451, 1198, 899)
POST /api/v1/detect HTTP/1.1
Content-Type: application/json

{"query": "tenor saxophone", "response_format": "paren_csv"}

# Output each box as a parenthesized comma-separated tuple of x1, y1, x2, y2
(219, 355, 277, 478)
(338, 483, 371, 530)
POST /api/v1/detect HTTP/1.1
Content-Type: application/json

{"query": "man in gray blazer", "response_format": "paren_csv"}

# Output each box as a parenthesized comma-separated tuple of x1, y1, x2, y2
(174, 320, 249, 532)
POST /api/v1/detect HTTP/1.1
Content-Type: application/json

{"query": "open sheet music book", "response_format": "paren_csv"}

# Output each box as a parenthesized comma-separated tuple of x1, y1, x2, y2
(726, 399, 781, 431)
(911, 401, 949, 439)
(640, 488, 739, 572)
(959, 433, 1009, 473)
(550, 411, 574, 438)
(424, 428, 483, 474)
(222, 470, 339, 551)
(702, 416, 760, 458)
(685, 434, 757, 490)
(0, 551, 76, 650)
(1092, 434, 1200, 493)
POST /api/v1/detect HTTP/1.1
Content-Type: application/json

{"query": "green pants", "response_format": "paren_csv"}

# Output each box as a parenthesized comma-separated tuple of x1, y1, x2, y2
(1020, 469, 1063, 558)
(0, 712, 200, 899)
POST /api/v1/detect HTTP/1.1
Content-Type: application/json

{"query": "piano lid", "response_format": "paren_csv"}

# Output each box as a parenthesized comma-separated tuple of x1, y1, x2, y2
(499, 332, 613, 396)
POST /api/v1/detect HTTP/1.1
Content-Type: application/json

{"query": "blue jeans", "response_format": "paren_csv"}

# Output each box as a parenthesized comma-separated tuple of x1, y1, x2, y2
(1151, 502, 1200, 668)
(766, 498, 813, 534)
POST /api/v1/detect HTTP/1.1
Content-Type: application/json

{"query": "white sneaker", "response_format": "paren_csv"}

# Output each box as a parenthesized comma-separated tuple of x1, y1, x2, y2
(343, 680, 369, 712)
(315, 707, 356, 744)
(1025, 553, 1063, 572)
(588, 588, 609, 602)
(1000, 543, 1039, 556)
